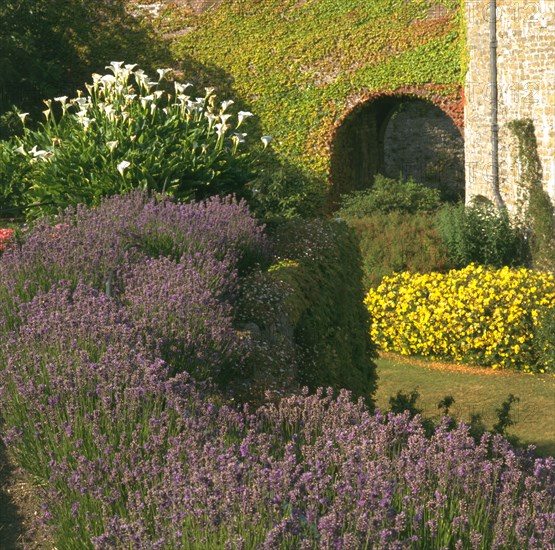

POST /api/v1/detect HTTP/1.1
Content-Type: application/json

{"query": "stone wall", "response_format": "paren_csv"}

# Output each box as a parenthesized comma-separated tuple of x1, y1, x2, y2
(383, 100, 465, 201)
(464, 0, 555, 212)
(328, 87, 464, 206)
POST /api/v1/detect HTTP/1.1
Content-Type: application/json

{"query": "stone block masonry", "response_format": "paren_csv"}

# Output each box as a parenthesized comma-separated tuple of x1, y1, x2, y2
(464, 0, 555, 212)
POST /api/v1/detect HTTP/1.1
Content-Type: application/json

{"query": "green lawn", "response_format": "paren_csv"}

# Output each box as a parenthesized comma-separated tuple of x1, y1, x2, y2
(375, 353, 555, 457)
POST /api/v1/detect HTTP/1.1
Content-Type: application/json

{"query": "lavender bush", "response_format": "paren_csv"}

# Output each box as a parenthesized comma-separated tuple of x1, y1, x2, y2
(1, 297, 553, 550)
(0, 191, 552, 548)
(0, 191, 268, 332)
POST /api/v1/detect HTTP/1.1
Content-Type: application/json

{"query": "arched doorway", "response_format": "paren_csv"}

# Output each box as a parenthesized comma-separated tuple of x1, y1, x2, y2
(329, 93, 464, 207)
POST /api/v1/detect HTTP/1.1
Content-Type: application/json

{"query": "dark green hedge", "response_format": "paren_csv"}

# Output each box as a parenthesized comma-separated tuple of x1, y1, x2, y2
(268, 218, 378, 404)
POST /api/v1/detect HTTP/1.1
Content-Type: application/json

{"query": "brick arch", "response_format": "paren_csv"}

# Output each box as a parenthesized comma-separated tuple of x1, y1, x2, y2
(327, 84, 464, 209)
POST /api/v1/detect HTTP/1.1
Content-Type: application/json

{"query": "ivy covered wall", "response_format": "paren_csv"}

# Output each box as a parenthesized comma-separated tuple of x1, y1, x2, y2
(152, 0, 464, 198)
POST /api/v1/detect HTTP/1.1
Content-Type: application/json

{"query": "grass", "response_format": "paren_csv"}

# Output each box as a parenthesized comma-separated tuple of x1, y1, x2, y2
(375, 352, 555, 457)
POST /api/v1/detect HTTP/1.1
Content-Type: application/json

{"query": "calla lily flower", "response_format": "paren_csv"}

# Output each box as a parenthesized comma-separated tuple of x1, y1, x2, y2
(215, 123, 229, 137)
(18, 112, 29, 124)
(220, 100, 234, 112)
(107, 141, 119, 152)
(157, 68, 172, 81)
(175, 82, 193, 94)
(237, 111, 253, 127)
(54, 96, 68, 105)
(101, 74, 116, 86)
(29, 145, 51, 159)
(141, 95, 154, 109)
(117, 160, 131, 176)
(108, 61, 124, 71)
(14, 146, 27, 155)
(261, 135, 272, 148)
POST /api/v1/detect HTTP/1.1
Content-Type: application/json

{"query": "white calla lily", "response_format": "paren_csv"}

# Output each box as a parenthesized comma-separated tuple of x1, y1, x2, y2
(220, 99, 234, 112)
(141, 95, 154, 109)
(157, 68, 172, 81)
(117, 160, 131, 176)
(175, 82, 193, 94)
(237, 111, 253, 127)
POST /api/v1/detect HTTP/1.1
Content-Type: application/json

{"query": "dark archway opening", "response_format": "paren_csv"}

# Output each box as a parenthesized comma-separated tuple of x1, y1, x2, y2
(329, 96, 465, 208)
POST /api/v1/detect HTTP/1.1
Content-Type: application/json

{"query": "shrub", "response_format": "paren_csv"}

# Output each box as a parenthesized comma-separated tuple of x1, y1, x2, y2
(239, 218, 378, 403)
(1, 355, 554, 550)
(365, 264, 555, 372)
(0, 191, 268, 327)
(336, 174, 442, 218)
(346, 211, 451, 288)
(246, 165, 326, 221)
(533, 305, 555, 373)
(0, 199, 552, 549)
(0, 191, 268, 389)
(0, 63, 268, 218)
(436, 200, 528, 268)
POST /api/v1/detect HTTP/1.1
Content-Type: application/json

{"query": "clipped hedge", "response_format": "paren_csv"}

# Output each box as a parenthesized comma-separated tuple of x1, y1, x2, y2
(240, 218, 378, 403)
(365, 264, 555, 373)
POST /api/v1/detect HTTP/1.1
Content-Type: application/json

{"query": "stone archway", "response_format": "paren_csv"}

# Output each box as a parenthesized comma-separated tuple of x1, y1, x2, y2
(328, 87, 464, 208)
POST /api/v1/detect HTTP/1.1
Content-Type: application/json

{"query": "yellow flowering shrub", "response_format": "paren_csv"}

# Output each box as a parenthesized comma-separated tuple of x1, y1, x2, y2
(365, 264, 555, 373)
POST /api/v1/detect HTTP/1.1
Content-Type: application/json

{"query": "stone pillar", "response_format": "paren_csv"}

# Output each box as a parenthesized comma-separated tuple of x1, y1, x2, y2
(464, 0, 555, 212)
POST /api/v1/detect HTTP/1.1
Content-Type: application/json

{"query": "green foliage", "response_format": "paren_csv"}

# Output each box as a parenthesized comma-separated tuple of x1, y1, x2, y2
(346, 211, 451, 288)
(0, 0, 172, 119)
(337, 174, 442, 217)
(246, 166, 326, 221)
(436, 200, 527, 268)
(171, 0, 463, 185)
(242, 219, 376, 404)
(532, 306, 555, 373)
(0, 64, 268, 218)
(508, 119, 555, 271)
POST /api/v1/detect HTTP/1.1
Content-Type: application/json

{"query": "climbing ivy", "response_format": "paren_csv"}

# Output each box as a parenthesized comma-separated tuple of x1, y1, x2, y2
(146, 0, 464, 193)
(508, 119, 554, 270)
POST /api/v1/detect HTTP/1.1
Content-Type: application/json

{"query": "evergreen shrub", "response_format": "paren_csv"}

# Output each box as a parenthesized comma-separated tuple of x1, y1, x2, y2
(347, 211, 451, 288)
(337, 174, 442, 218)
(436, 200, 528, 268)
(240, 218, 378, 403)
